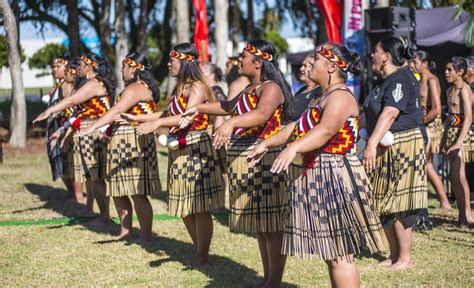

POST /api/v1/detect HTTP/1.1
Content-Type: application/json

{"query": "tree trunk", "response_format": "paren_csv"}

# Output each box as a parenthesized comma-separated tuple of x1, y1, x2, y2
(214, 0, 228, 72)
(66, 0, 82, 57)
(231, 0, 241, 55)
(0, 0, 26, 147)
(99, 0, 114, 63)
(114, 0, 128, 93)
(246, 0, 253, 40)
(176, 0, 190, 43)
(137, 0, 149, 54)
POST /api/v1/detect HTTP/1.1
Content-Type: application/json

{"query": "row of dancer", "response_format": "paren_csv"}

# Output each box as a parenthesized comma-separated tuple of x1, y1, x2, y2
(32, 37, 468, 287)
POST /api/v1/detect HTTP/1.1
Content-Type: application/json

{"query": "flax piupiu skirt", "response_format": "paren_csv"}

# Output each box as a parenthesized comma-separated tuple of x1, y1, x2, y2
(283, 153, 386, 260)
(445, 126, 474, 163)
(73, 119, 107, 181)
(105, 125, 160, 197)
(227, 136, 288, 234)
(168, 130, 224, 218)
(426, 117, 443, 154)
(369, 128, 428, 228)
(62, 133, 75, 181)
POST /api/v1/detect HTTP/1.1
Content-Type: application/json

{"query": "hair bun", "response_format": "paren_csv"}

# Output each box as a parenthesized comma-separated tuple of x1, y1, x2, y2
(404, 46, 415, 60)
(348, 52, 362, 75)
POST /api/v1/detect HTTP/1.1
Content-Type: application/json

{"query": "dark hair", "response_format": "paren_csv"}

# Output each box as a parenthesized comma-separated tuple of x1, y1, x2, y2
(226, 63, 240, 84)
(82, 52, 116, 99)
(415, 50, 436, 71)
(56, 52, 71, 63)
(379, 37, 414, 66)
(66, 58, 86, 90)
(324, 42, 362, 80)
(449, 56, 468, 77)
(125, 52, 160, 102)
(247, 39, 295, 121)
(172, 43, 214, 102)
(466, 56, 474, 69)
(203, 63, 224, 82)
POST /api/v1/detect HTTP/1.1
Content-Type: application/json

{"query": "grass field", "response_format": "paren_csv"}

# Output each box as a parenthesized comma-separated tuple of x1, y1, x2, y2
(0, 142, 472, 287)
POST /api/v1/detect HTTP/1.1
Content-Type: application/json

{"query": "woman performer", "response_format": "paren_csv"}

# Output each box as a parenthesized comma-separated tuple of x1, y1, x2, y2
(248, 43, 386, 287)
(363, 37, 427, 270)
(180, 40, 294, 286)
(78, 52, 160, 243)
(123, 43, 224, 265)
(411, 51, 450, 210)
(442, 57, 473, 226)
(33, 53, 114, 225)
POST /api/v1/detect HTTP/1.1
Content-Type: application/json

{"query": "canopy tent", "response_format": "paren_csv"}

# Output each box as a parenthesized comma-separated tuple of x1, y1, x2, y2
(416, 6, 471, 46)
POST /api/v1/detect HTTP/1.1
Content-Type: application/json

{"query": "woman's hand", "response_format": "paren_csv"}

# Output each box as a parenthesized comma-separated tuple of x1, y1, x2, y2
(49, 129, 63, 147)
(270, 145, 297, 173)
(60, 135, 70, 152)
(212, 121, 233, 150)
(179, 107, 199, 129)
(363, 143, 377, 173)
(120, 113, 138, 123)
(446, 142, 462, 155)
(32, 110, 51, 124)
(113, 114, 129, 125)
(77, 126, 95, 137)
(247, 142, 268, 167)
(137, 120, 161, 135)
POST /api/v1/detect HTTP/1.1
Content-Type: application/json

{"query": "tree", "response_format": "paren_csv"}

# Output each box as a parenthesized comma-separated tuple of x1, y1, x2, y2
(66, 0, 81, 57)
(0, 0, 26, 147)
(214, 0, 229, 71)
(230, 0, 241, 55)
(114, 0, 128, 93)
(0, 35, 26, 68)
(28, 43, 68, 77)
(176, 0, 190, 43)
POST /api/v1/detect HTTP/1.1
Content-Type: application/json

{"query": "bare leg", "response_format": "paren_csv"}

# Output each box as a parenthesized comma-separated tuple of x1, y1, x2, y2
(62, 177, 74, 198)
(426, 147, 450, 210)
(326, 255, 360, 288)
(183, 215, 197, 246)
(263, 232, 286, 288)
(189, 212, 213, 267)
(380, 225, 399, 266)
(85, 181, 94, 212)
(390, 218, 414, 270)
(256, 233, 269, 287)
(131, 195, 153, 243)
(113, 196, 133, 240)
(92, 179, 110, 223)
(449, 152, 471, 225)
(73, 181, 84, 203)
(458, 155, 472, 223)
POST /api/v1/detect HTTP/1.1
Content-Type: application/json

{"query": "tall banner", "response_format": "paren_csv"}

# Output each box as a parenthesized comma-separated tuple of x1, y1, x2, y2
(315, 0, 343, 43)
(343, 0, 368, 99)
(192, 0, 209, 62)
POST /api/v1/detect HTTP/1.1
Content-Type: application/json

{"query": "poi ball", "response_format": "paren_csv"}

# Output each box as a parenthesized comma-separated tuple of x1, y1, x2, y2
(158, 134, 168, 147)
(380, 131, 394, 147)
(359, 128, 368, 140)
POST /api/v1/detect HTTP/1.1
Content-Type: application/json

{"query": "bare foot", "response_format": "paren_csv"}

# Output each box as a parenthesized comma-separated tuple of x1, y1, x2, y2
(89, 217, 113, 226)
(186, 254, 210, 269)
(439, 204, 452, 211)
(134, 235, 153, 245)
(379, 258, 394, 266)
(390, 260, 415, 270)
(114, 232, 132, 241)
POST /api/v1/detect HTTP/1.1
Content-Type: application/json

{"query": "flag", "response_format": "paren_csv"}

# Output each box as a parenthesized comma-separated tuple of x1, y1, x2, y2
(192, 0, 209, 62)
(315, 0, 343, 43)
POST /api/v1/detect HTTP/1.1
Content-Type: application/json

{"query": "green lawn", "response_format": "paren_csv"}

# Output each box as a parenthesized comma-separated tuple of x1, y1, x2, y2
(0, 151, 472, 287)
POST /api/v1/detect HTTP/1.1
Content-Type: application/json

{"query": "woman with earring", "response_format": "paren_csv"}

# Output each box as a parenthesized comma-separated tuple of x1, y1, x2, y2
(78, 52, 160, 243)
(247, 43, 386, 287)
(363, 37, 427, 270)
(33, 52, 115, 225)
(180, 40, 294, 287)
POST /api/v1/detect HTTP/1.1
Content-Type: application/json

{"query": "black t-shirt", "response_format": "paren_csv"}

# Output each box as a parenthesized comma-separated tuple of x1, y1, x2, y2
(294, 86, 322, 118)
(363, 66, 422, 134)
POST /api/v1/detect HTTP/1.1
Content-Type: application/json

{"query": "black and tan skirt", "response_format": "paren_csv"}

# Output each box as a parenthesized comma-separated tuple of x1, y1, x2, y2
(168, 131, 224, 218)
(369, 128, 428, 228)
(283, 153, 386, 260)
(73, 119, 107, 181)
(426, 117, 443, 154)
(62, 134, 75, 181)
(445, 126, 474, 163)
(106, 125, 160, 197)
(227, 136, 288, 234)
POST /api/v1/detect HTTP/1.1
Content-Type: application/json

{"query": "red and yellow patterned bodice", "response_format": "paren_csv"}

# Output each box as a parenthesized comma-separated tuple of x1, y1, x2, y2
(231, 92, 282, 139)
(448, 112, 464, 127)
(291, 106, 358, 155)
(76, 95, 111, 119)
(167, 94, 209, 135)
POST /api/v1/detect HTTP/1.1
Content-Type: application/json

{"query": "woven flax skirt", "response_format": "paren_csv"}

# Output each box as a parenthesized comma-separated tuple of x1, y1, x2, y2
(426, 117, 443, 154)
(168, 131, 224, 218)
(106, 125, 160, 197)
(227, 136, 288, 234)
(283, 153, 386, 260)
(369, 128, 428, 227)
(74, 119, 107, 181)
(445, 126, 474, 163)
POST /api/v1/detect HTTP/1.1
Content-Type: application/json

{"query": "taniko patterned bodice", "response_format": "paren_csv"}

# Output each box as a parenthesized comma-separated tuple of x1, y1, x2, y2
(231, 85, 282, 139)
(448, 113, 464, 127)
(167, 94, 209, 135)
